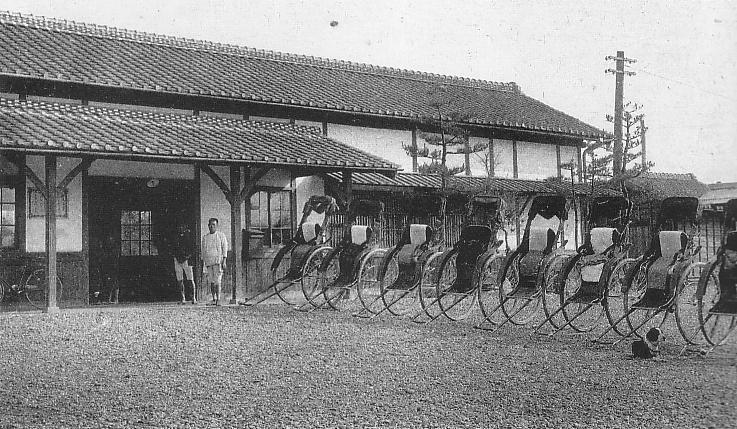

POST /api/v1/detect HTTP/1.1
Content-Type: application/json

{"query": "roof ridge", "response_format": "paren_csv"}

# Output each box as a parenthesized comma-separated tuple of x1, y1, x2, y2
(0, 10, 521, 94)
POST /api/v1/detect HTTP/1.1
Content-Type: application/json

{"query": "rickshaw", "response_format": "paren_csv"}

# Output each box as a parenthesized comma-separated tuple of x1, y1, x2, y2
(411, 195, 506, 322)
(594, 197, 702, 343)
(682, 198, 737, 353)
(240, 195, 337, 306)
(355, 196, 442, 318)
(296, 199, 385, 312)
(477, 194, 569, 331)
(535, 195, 632, 335)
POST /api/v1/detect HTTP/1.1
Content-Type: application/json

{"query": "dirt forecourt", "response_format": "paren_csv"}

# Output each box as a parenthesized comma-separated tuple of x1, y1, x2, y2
(0, 304, 734, 429)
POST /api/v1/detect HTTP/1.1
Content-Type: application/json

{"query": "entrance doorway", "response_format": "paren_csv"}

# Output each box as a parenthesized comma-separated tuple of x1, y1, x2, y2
(88, 177, 197, 302)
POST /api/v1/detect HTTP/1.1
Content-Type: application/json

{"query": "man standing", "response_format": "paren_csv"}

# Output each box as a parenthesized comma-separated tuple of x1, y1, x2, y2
(201, 218, 228, 305)
(173, 223, 196, 304)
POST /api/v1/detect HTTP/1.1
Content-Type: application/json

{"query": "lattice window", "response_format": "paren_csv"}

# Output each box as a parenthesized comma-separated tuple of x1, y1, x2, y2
(0, 186, 16, 248)
(120, 210, 158, 256)
(250, 190, 293, 246)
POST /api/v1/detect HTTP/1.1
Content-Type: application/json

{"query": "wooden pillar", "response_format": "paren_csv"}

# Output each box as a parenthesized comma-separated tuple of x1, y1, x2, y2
(512, 140, 519, 179)
(229, 165, 242, 304)
(411, 129, 418, 173)
(343, 171, 353, 206)
(243, 166, 254, 296)
(556, 145, 562, 179)
(487, 137, 495, 177)
(193, 165, 202, 301)
(45, 155, 59, 312)
(464, 139, 471, 176)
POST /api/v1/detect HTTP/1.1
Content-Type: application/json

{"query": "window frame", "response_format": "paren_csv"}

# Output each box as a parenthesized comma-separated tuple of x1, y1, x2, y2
(249, 188, 294, 247)
(0, 153, 25, 252)
(120, 209, 158, 256)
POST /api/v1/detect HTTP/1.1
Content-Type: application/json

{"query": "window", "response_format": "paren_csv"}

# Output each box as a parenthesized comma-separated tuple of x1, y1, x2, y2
(28, 188, 69, 218)
(0, 153, 21, 249)
(250, 190, 293, 246)
(0, 186, 16, 248)
(120, 210, 158, 256)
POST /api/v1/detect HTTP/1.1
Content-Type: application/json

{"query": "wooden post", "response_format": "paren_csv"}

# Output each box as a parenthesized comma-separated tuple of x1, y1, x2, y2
(556, 145, 562, 179)
(45, 155, 59, 312)
(343, 171, 353, 206)
(487, 137, 495, 177)
(512, 140, 519, 179)
(243, 166, 252, 297)
(229, 165, 242, 304)
(411, 129, 418, 173)
(612, 50, 625, 175)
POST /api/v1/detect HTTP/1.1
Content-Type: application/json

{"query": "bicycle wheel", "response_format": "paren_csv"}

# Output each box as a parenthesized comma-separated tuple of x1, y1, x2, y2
(437, 252, 478, 321)
(698, 261, 737, 346)
(380, 251, 419, 317)
(321, 252, 349, 311)
(24, 269, 63, 310)
(298, 246, 332, 306)
(499, 255, 541, 326)
(541, 254, 570, 330)
(477, 253, 505, 325)
(355, 249, 386, 314)
(603, 258, 637, 337)
(674, 262, 706, 344)
(0, 278, 6, 305)
(415, 251, 443, 319)
(559, 261, 606, 333)
(622, 264, 669, 339)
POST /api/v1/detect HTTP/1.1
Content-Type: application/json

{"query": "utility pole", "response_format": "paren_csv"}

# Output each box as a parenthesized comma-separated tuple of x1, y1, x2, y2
(640, 116, 647, 166)
(605, 51, 636, 176)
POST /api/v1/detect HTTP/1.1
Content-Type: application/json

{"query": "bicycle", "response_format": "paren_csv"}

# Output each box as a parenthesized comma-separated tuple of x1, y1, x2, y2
(0, 265, 63, 310)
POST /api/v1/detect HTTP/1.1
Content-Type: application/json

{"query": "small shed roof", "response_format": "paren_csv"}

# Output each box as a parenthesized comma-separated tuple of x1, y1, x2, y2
(0, 97, 397, 171)
(625, 172, 709, 200)
(328, 172, 620, 196)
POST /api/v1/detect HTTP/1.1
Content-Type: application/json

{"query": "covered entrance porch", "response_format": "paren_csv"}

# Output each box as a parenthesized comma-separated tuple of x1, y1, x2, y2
(0, 97, 396, 311)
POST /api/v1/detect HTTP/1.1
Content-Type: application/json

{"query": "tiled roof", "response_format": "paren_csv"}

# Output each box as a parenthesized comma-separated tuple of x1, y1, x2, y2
(626, 172, 709, 199)
(708, 181, 737, 191)
(0, 97, 397, 171)
(699, 188, 737, 206)
(0, 11, 606, 140)
(328, 172, 620, 196)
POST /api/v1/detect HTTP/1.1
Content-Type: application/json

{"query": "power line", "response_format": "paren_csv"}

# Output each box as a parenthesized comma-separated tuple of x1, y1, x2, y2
(628, 65, 737, 102)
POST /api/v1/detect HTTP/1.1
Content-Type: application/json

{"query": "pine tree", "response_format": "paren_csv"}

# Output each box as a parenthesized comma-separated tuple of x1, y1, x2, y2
(402, 85, 488, 241)
(586, 101, 653, 184)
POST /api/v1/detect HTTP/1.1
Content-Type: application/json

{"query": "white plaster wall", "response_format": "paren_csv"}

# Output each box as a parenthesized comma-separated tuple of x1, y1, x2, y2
(493, 139, 515, 178)
(295, 176, 326, 225)
(249, 115, 290, 124)
(327, 124, 411, 172)
(517, 141, 558, 180)
(415, 131, 465, 173)
(563, 206, 583, 250)
(200, 166, 235, 243)
(26, 156, 83, 252)
(294, 120, 323, 129)
(258, 168, 291, 188)
(88, 160, 194, 179)
(468, 136, 490, 176)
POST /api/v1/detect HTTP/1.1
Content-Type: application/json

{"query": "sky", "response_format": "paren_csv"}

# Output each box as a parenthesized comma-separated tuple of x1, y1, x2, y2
(2, 0, 736, 183)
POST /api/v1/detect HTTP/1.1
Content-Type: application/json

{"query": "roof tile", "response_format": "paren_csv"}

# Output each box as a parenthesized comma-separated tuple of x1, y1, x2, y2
(0, 97, 397, 171)
(0, 11, 606, 139)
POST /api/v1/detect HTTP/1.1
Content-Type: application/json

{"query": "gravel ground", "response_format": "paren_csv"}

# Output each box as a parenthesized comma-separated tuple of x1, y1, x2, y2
(0, 303, 734, 429)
